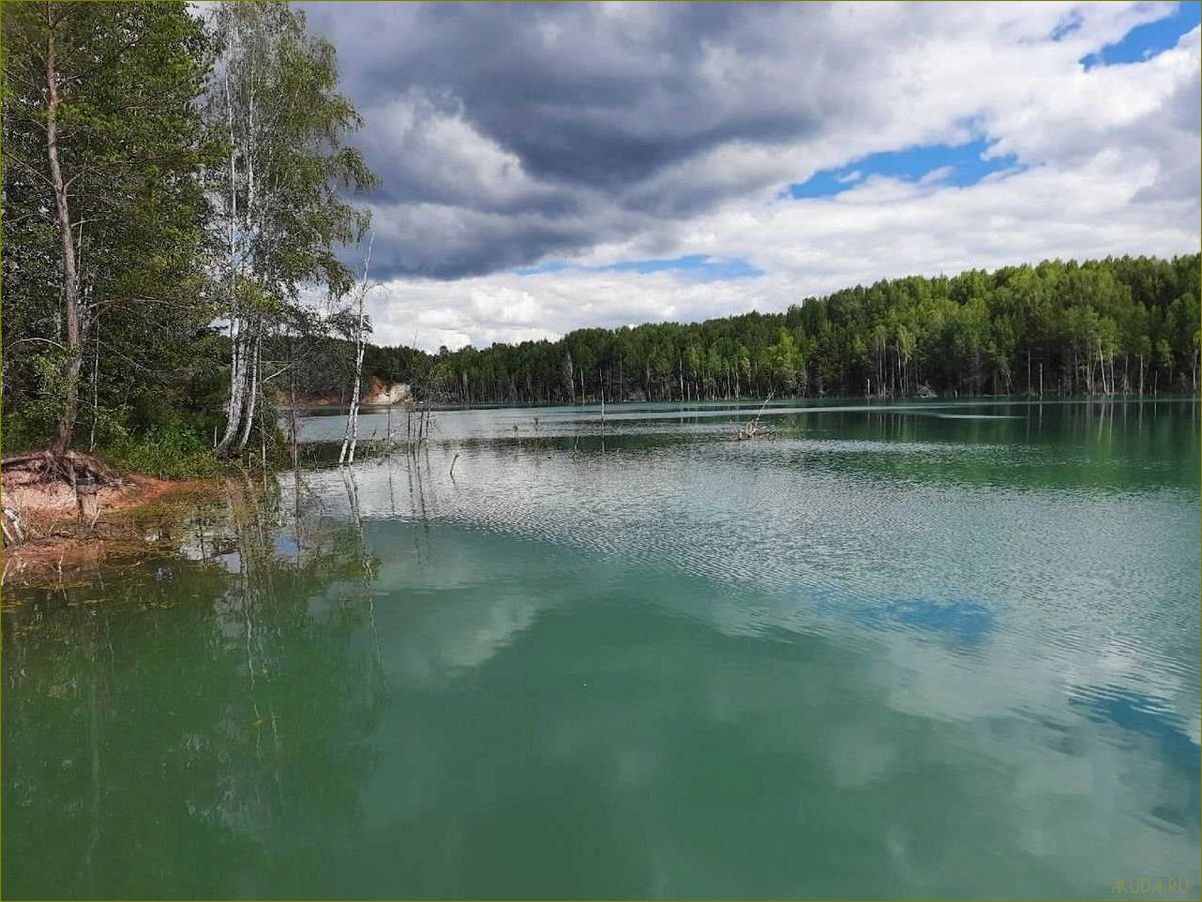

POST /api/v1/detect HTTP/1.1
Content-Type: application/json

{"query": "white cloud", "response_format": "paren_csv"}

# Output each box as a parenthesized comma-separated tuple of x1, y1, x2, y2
(312, 2, 1201, 352)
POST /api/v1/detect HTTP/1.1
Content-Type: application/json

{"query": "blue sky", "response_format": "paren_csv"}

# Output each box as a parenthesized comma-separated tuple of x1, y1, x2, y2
(786, 139, 1022, 200)
(1081, 0, 1200, 68)
(782, 5, 1202, 204)
(518, 255, 764, 281)
(786, 2, 1200, 203)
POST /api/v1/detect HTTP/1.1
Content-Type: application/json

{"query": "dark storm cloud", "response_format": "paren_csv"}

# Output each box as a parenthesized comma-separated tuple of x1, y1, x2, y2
(367, 205, 621, 281)
(296, 1, 855, 279)
(291, 3, 1202, 282)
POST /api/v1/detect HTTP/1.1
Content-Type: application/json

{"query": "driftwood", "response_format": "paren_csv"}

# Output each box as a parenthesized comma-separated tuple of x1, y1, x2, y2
(735, 393, 775, 441)
(735, 420, 773, 440)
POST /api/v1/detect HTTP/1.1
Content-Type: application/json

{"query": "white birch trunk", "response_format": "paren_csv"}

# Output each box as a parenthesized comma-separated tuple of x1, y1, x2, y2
(340, 235, 373, 465)
(216, 48, 246, 456)
(217, 315, 245, 451)
(345, 339, 366, 463)
(235, 326, 261, 454)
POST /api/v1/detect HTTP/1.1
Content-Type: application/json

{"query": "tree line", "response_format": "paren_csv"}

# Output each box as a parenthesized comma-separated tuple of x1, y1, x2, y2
(354, 255, 1200, 406)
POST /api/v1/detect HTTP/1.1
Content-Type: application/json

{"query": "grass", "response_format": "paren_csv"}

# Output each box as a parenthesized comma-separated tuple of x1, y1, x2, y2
(99, 427, 223, 480)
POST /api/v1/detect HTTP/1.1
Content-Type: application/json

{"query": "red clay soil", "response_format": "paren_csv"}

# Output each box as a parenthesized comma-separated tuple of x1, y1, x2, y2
(2, 462, 216, 572)
(284, 377, 408, 408)
(361, 376, 391, 404)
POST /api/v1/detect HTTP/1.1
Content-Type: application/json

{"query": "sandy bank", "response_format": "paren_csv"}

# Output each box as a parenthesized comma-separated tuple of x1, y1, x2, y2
(2, 462, 220, 579)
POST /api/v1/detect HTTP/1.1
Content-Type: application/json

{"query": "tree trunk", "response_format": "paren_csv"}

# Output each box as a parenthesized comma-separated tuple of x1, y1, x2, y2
(288, 351, 300, 471)
(45, 15, 82, 457)
(217, 316, 246, 455)
(89, 308, 100, 452)
(215, 49, 245, 459)
(235, 326, 261, 454)
(339, 333, 365, 464)
(340, 236, 372, 465)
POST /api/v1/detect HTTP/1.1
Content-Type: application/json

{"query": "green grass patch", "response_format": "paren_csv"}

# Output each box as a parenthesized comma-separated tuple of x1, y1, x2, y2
(98, 425, 221, 480)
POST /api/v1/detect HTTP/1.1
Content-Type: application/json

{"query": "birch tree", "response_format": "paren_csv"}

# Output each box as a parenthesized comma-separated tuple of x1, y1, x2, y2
(205, 2, 374, 459)
(339, 234, 374, 465)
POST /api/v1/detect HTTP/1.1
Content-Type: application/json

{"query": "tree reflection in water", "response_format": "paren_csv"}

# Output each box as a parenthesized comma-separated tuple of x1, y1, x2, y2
(2, 474, 387, 899)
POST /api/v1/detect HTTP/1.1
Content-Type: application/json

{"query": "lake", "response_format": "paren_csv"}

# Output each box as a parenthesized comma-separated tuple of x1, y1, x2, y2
(3, 398, 1199, 899)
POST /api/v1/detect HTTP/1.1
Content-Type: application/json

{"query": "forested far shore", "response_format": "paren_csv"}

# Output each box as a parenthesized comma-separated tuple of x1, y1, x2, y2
(336, 254, 1201, 407)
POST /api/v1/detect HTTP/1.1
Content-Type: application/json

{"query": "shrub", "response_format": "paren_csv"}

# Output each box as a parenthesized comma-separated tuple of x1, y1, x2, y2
(100, 425, 220, 480)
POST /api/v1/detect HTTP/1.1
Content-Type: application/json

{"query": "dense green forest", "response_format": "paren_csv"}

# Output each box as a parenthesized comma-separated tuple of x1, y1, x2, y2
(349, 254, 1201, 406)
(1, 2, 1198, 477)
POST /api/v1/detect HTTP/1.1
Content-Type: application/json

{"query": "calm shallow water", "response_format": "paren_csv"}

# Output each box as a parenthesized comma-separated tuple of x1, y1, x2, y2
(3, 398, 1199, 899)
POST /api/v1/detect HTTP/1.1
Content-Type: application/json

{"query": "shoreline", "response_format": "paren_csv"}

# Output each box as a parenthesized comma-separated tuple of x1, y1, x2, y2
(1, 470, 223, 583)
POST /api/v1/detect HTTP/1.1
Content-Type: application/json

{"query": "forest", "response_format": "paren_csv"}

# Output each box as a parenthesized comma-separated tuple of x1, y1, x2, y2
(1, 2, 1199, 478)
(352, 254, 1201, 407)
(1, 1, 373, 474)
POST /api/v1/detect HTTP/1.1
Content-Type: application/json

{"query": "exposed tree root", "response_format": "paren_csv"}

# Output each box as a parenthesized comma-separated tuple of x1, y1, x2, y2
(2, 449, 124, 547)
(1, 448, 122, 487)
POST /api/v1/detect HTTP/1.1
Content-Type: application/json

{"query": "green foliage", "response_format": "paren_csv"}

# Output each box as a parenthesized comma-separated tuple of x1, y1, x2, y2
(354, 255, 1201, 405)
(1, 412, 50, 456)
(97, 425, 220, 480)
(206, 1, 375, 301)
(2, 0, 217, 453)
(2, 1, 373, 472)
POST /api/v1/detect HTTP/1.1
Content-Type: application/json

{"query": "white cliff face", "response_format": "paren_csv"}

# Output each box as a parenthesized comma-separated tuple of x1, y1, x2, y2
(372, 382, 411, 405)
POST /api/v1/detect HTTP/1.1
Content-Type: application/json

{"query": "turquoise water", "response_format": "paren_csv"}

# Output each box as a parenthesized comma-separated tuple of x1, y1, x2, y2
(3, 398, 1199, 899)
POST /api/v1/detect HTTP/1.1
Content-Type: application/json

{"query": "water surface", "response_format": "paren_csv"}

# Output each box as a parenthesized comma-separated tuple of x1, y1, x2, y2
(4, 398, 1199, 899)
